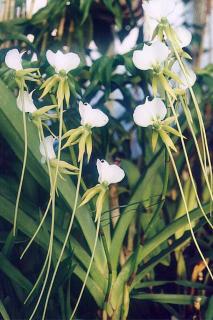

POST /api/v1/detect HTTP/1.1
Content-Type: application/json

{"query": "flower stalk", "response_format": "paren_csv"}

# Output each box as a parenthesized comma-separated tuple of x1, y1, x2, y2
(41, 158, 83, 320)
(13, 80, 28, 236)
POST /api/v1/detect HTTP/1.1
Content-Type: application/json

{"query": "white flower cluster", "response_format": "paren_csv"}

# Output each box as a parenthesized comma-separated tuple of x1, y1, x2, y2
(4, 0, 197, 188)
(132, 0, 196, 130)
(5, 48, 125, 186)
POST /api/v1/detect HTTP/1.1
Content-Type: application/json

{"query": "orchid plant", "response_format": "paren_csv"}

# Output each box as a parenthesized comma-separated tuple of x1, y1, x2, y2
(0, 0, 212, 319)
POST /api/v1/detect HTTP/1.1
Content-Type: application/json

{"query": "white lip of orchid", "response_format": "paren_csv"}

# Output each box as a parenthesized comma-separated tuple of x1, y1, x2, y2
(39, 135, 56, 162)
(133, 97, 167, 128)
(5, 49, 25, 71)
(79, 101, 109, 128)
(171, 61, 196, 89)
(96, 159, 125, 186)
(46, 49, 80, 74)
(16, 90, 37, 113)
(132, 41, 170, 71)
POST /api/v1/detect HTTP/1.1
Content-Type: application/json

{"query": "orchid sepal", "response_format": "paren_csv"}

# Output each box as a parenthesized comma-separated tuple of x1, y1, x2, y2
(181, 51, 192, 60)
(174, 88, 186, 96)
(163, 68, 183, 84)
(62, 126, 92, 162)
(159, 74, 177, 100)
(62, 126, 84, 141)
(50, 159, 79, 173)
(159, 129, 177, 152)
(40, 75, 59, 99)
(152, 130, 159, 152)
(31, 104, 57, 119)
(79, 184, 108, 222)
(152, 77, 158, 97)
(161, 125, 183, 138)
(79, 184, 104, 208)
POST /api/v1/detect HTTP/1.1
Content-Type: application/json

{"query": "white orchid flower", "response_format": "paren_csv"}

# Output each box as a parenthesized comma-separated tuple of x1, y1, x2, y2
(79, 102, 109, 128)
(175, 27, 192, 48)
(133, 41, 170, 71)
(143, 1, 185, 42)
(5, 49, 24, 71)
(143, 0, 191, 48)
(16, 91, 37, 113)
(143, 0, 178, 24)
(46, 50, 80, 74)
(172, 61, 196, 89)
(39, 136, 56, 162)
(97, 159, 125, 185)
(133, 98, 167, 127)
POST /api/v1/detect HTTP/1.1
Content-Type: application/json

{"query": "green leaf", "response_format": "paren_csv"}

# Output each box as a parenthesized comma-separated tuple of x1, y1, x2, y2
(0, 194, 105, 306)
(0, 253, 33, 293)
(120, 160, 140, 189)
(134, 280, 212, 290)
(133, 206, 210, 287)
(80, 0, 93, 23)
(110, 149, 164, 270)
(205, 296, 213, 319)
(131, 294, 207, 305)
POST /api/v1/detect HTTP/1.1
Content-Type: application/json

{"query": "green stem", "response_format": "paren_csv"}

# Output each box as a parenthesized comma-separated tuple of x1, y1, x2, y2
(70, 215, 102, 319)
(24, 249, 50, 303)
(167, 94, 213, 229)
(20, 120, 53, 258)
(166, 146, 213, 280)
(169, 30, 212, 190)
(29, 188, 56, 320)
(14, 81, 28, 236)
(100, 224, 112, 306)
(41, 158, 84, 320)
(20, 196, 52, 259)
(180, 95, 213, 205)
(29, 105, 64, 319)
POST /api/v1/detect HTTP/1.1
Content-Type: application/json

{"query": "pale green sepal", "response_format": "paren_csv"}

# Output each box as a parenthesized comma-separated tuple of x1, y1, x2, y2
(152, 130, 159, 152)
(159, 129, 177, 152)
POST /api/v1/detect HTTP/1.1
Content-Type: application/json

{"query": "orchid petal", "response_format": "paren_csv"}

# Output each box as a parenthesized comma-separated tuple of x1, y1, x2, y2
(46, 50, 80, 73)
(150, 98, 167, 121)
(79, 102, 109, 128)
(16, 91, 37, 113)
(133, 41, 170, 71)
(133, 97, 167, 127)
(152, 41, 170, 64)
(142, 0, 176, 22)
(5, 49, 23, 71)
(61, 52, 80, 72)
(39, 136, 56, 160)
(172, 61, 196, 89)
(176, 27, 192, 48)
(97, 159, 125, 185)
(133, 45, 155, 70)
(133, 104, 153, 127)
(46, 50, 56, 69)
